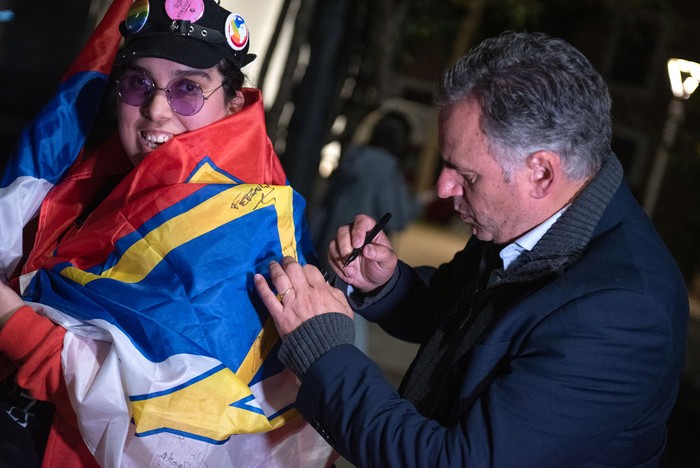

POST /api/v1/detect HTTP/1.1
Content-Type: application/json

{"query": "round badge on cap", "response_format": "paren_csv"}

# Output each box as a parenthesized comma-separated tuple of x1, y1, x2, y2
(165, 0, 204, 22)
(125, 0, 150, 34)
(225, 13, 249, 51)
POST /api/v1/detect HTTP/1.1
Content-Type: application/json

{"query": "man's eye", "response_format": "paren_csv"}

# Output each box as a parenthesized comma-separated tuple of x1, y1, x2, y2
(463, 173, 477, 185)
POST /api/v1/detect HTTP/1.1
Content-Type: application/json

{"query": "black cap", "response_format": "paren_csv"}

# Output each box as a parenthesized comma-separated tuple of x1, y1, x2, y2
(118, 0, 256, 69)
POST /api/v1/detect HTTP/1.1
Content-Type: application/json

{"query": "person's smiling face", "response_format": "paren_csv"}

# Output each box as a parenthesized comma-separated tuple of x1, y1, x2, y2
(436, 98, 533, 244)
(117, 57, 242, 167)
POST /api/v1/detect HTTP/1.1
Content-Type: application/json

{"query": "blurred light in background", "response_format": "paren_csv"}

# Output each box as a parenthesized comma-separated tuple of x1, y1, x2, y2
(319, 140, 341, 178)
(668, 58, 700, 99)
(644, 58, 699, 215)
(318, 114, 348, 178)
(0, 10, 14, 22)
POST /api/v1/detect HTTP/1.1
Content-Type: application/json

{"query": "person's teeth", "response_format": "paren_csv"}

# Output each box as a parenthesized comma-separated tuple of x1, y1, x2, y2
(144, 133, 171, 143)
(142, 132, 172, 148)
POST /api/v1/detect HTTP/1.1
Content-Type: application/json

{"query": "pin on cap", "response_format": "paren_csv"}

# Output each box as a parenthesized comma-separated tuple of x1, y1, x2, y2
(124, 0, 150, 34)
(165, 0, 204, 22)
(119, 0, 256, 69)
(225, 13, 249, 51)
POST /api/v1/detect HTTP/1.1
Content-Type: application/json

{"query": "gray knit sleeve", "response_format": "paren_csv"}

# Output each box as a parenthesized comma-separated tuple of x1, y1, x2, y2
(278, 313, 355, 377)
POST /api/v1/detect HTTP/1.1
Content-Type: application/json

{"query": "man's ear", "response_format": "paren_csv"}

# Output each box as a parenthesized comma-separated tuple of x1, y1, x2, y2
(526, 151, 559, 199)
(227, 90, 245, 115)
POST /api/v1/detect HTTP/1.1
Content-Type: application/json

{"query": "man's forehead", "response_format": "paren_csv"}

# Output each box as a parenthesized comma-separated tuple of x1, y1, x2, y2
(439, 101, 482, 141)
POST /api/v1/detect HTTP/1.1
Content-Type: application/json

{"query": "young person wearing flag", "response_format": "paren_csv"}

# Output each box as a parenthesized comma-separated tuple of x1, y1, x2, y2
(0, 0, 333, 467)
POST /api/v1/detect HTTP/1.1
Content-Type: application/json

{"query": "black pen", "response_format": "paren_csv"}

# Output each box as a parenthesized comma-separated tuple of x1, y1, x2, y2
(343, 212, 392, 267)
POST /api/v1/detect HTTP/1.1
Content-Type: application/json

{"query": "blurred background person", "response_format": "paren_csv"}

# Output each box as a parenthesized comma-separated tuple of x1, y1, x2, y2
(310, 110, 422, 271)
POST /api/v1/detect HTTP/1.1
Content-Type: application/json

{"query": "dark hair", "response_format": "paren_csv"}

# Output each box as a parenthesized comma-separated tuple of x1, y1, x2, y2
(437, 31, 611, 181)
(217, 57, 246, 99)
(369, 111, 413, 157)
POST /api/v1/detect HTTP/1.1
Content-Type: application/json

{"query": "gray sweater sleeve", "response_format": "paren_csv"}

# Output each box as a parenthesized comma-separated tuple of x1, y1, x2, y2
(278, 267, 403, 377)
(278, 313, 355, 377)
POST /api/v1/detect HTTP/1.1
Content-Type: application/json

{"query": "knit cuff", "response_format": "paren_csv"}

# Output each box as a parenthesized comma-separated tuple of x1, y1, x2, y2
(278, 313, 355, 377)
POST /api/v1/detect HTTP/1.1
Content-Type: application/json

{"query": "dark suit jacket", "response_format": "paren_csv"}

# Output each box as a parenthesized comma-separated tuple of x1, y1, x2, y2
(293, 155, 689, 467)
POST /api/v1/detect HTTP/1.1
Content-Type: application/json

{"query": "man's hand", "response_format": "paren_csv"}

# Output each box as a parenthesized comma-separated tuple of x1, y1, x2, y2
(254, 257, 353, 337)
(328, 214, 398, 293)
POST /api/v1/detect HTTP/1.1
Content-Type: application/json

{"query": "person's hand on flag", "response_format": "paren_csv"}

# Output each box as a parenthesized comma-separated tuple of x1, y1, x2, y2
(254, 257, 353, 337)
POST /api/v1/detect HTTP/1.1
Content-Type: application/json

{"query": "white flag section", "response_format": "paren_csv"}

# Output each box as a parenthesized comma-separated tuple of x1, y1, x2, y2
(21, 300, 331, 468)
(0, 176, 53, 281)
(58, 315, 330, 467)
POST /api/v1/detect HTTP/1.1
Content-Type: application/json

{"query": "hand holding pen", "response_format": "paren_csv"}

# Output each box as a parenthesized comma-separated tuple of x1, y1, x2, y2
(343, 212, 392, 267)
(331, 212, 398, 294)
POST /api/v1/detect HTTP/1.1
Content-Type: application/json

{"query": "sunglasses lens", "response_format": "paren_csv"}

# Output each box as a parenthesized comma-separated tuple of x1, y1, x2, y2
(167, 78, 204, 116)
(117, 72, 153, 106)
(116, 74, 208, 116)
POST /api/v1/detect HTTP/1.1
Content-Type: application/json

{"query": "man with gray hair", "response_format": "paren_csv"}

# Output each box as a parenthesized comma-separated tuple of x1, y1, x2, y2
(255, 31, 689, 467)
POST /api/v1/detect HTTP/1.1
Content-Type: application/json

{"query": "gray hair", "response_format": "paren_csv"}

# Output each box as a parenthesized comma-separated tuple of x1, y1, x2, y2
(437, 31, 612, 181)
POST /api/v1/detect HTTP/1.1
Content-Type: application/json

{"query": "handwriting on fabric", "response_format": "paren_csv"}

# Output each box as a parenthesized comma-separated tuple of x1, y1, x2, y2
(159, 440, 205, 468)
(230, 184, 276, 210)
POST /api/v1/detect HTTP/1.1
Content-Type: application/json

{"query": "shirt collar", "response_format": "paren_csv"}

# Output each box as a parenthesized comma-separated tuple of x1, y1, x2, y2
(499, 205, 569, 270)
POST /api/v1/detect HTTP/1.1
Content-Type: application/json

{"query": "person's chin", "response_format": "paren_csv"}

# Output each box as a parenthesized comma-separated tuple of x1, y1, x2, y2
(127, 150, 147, 167)
(471, 225, 493, 242)
(458, 211, 472, 224)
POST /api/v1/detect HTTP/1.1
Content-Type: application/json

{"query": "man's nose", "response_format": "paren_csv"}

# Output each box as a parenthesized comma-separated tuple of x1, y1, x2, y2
(436, 168, 462, 199)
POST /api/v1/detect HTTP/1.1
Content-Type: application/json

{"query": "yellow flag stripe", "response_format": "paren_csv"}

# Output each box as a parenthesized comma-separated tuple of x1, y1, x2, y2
(61, 185, 294, 285)
(187, 161, 240, 184)
(236, 318, 278, 384)
(130, 366, 298, 440)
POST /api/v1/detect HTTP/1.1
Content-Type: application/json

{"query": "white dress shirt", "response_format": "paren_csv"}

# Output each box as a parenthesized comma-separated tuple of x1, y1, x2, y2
(499, 206, 569, 271)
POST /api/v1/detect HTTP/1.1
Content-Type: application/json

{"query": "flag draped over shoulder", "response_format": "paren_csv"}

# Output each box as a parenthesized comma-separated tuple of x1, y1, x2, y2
(0, 0, 129, 281)
(0, 1, 332, 466)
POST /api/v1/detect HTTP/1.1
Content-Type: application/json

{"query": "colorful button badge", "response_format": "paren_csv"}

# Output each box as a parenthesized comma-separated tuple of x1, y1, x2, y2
(124, 0, 150, 34)
(165, 0, 204, 22)
(225, 13, 249, 51)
